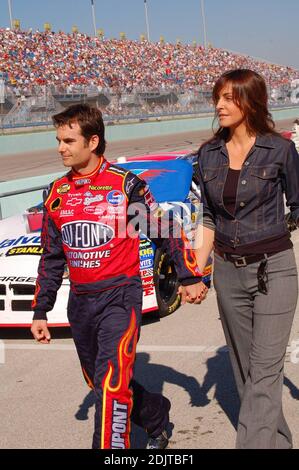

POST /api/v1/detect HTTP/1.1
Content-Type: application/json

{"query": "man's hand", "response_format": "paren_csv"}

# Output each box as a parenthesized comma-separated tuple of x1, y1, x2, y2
(31, 320, 51, 344)
(178, 282, 208, 305)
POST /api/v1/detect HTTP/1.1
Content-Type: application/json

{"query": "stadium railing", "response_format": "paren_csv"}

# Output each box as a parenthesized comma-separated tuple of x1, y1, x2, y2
(0, 85, 298, 132)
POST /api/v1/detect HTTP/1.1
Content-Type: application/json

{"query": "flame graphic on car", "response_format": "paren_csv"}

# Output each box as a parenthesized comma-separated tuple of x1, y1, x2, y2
(137, 168, 176, 182)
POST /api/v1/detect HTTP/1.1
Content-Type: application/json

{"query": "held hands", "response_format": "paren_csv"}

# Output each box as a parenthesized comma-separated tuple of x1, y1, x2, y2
(285, 212, 297, 232)
(31, 320, 51, 344)
(178, 281, 208, 305)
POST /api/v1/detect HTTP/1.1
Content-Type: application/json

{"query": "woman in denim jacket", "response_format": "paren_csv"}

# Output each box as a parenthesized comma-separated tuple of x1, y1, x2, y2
(194, 69, 299, 449)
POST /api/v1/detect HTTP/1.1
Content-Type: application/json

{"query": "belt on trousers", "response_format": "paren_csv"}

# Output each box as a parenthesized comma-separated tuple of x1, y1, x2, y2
(214, 248, 274, 267)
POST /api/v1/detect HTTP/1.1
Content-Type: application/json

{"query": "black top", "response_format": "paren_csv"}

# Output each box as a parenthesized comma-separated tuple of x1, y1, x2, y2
(214, 167, 292, 255)
(223, 168, 240, 216)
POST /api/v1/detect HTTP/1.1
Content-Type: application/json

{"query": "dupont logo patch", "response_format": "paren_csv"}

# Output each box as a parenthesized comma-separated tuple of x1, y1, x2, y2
(61, 221, 114, 249)
(111, 401, 128, 449)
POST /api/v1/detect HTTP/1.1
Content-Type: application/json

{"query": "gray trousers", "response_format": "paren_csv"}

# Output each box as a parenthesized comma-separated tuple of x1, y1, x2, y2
(213, 248, 298, 449)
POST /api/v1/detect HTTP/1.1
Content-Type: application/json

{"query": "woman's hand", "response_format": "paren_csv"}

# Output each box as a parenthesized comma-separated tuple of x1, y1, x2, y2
(178, 281, 209, 305)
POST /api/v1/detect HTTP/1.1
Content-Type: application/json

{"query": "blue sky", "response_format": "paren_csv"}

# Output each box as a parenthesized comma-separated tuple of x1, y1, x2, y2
(1, 0, 298, 69)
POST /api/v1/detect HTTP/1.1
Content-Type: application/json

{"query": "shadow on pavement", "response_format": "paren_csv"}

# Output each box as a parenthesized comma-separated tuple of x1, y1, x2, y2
(201, 348, 240, 429)
(74, 349, 240, 448)
(284, 376, 299, 400)
(75, 390, 95, 421)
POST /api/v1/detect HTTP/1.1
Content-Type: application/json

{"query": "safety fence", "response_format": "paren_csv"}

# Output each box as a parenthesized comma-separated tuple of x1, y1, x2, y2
(1, 83, 299, 132)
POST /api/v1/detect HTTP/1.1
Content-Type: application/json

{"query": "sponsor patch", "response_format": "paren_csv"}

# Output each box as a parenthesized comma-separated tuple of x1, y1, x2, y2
(107, 190, 125, 206)
(100, 214, 125, 221)
(61, 221, 114, 249)
(140, 238, 152, 248)
(57, 183, 71, 194)
(74, 178, 91, 186)
(50, 197, 62, 212)
(68, 259, 102, 268)
(89, 185, 112, 191)
(108, 205, 124, 214)
(66, 197, 82, 207)
(66, 250, 110, 260)
(6, 245, 43, 256)
(65, 249, 111, 268)
(83, 205, 106, 215)
(125, 178, 135, 194)
(139, 247, 154, 258)
(111, 401, 128, 449)
(140, 258, 154, 269)
(60, 210, 74, 217)
(83, 194, 104, 206)
(66, 250, 110, 268)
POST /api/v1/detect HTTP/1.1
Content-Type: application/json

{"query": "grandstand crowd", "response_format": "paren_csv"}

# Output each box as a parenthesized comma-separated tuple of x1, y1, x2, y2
(1, 28, 299, 96)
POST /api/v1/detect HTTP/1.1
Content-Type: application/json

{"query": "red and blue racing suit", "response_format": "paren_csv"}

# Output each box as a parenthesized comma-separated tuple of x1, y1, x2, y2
(32, 156, 201, 448)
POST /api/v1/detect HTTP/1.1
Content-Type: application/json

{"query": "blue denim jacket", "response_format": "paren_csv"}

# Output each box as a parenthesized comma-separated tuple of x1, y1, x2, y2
(196, 134, 299, 248)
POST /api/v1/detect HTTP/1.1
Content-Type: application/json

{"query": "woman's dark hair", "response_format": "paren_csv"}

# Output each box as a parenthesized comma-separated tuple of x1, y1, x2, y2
(52, 104, 106, 155)
(212, 69, 279, 139)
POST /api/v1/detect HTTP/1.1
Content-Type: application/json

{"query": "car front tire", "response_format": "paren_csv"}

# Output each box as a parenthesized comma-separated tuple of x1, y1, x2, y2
(153, 248, 181, 317)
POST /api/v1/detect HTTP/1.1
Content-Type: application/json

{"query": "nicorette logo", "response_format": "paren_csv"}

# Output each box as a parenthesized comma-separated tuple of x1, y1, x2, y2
(61, 221, 114, 250)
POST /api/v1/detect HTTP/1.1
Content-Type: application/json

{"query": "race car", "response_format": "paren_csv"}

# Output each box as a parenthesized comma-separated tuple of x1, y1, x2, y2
(0, 153, 212, 327)
(281, 121, 299, 152)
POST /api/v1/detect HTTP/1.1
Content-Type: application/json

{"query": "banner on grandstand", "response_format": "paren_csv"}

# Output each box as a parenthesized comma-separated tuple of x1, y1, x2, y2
(0, 79, 5, 104)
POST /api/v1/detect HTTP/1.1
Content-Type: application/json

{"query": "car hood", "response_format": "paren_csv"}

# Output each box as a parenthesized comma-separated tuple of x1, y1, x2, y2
(119, 159, 193, 202)
(0, 214, 41, 270)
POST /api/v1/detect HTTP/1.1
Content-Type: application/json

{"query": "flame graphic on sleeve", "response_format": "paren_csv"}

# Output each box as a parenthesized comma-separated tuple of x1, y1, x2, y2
(181, 230, 202, 276)
(31, 281, 41, 309)
(82, 367, 94, 390)
(101, 309, 138, 449)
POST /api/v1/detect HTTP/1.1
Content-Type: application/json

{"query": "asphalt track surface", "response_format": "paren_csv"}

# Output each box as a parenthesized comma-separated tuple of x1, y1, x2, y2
(0, 117, 299, 449)
(0, 118, 296, 181)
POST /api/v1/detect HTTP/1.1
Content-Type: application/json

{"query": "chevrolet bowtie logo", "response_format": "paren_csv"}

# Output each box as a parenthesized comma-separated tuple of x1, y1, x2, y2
(66, 198, 82, 206)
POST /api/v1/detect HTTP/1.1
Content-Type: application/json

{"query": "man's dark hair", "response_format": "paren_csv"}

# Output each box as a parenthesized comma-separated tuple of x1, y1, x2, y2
(52, 104, 106, 155)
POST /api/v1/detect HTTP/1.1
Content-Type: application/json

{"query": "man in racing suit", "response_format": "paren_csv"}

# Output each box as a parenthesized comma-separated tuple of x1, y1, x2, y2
(31, 104, 207, 449)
